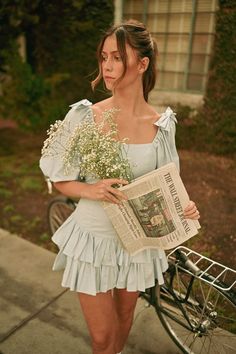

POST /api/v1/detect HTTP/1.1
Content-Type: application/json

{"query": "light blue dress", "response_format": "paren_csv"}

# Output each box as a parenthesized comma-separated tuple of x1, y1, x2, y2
(39, 99, 179, 296)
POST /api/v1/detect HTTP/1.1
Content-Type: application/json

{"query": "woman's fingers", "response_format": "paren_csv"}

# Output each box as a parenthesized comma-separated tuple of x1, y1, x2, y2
(104, 178, 129, 186)
(103, 191, 123, 204)
(88, 179, 128, 204)
(100, 178, 129, 203)
(185, 209, 200, 220)
(184, 201, 200, 220)
(106, 185, 128, 201)
(184, 200, 196, 212)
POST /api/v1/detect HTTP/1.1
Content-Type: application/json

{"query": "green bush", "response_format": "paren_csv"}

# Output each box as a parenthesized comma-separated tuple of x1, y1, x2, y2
(0, 46, 65, 130)
(202, 0, 236, 155)
(0, 1, 114, 130)
(174, 105, 209, 153)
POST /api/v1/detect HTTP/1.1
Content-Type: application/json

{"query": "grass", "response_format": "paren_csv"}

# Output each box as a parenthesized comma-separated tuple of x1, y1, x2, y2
(3, 204, 15, 213)
(24, 216, 41, 230)
(10, 214, 23, 223)
(0, 188, 13, 198)
(19, 176, 44, 192)
(39, 232, 51, 242)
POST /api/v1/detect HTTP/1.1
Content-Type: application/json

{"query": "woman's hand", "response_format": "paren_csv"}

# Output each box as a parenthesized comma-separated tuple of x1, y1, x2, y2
(81, 178, 129, 204)
(184, 200, 200, 220)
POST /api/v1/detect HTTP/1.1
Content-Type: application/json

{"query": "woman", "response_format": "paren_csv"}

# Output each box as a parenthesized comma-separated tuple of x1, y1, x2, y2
(40, 20, 200, 354)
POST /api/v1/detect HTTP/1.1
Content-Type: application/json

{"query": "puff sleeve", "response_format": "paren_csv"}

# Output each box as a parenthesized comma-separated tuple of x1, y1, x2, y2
(154, 107, 180, 172)
(39, 99, 92, 183)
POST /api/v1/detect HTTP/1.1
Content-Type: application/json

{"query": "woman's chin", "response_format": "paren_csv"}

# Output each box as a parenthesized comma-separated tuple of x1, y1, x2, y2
(104, 82, 114, 90)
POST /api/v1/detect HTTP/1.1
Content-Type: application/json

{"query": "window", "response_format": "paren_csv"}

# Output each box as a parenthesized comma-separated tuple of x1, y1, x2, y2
(122, 0, 218, 93)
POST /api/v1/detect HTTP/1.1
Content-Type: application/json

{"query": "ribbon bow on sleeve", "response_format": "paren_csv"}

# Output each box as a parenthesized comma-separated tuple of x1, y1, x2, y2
(154, 107, 177, 132)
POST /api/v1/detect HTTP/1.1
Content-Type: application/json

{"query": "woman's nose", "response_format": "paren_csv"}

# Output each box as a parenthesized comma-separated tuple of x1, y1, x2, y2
(104, 57, 113, 71)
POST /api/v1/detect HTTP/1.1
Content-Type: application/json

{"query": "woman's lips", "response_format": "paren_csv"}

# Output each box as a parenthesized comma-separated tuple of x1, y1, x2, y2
(104, 76, 115, 80)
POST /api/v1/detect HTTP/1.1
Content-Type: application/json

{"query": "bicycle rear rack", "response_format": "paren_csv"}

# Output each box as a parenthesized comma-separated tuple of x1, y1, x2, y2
(168, 246, 236, 291)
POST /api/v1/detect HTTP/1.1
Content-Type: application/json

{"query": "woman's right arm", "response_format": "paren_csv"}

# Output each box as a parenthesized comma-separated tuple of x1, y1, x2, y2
(53, 179, 128, 204)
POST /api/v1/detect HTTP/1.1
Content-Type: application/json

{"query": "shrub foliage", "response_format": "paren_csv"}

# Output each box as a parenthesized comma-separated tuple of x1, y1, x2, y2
(0, 0, 113, 130)
(202, 0, 236, 154)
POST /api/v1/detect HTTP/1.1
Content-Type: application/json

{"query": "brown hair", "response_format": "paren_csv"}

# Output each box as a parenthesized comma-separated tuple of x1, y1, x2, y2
(91, 19, 158, 102)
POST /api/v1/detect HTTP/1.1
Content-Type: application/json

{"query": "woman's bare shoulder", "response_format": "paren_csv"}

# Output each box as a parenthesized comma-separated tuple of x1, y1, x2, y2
(92, 98, 113, 122)
(144, 104, 161, 123)
(93, 98, 113, 111)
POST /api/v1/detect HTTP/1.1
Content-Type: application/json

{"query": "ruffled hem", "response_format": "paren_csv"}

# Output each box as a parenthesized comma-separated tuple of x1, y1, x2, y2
(52, 214, 168, 296)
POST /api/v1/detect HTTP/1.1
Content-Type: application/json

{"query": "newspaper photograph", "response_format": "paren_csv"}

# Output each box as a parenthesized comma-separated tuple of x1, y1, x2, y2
(102, 162, 200, 255)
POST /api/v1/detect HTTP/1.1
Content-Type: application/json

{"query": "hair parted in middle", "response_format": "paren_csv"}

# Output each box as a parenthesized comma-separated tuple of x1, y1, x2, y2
(91, 19, 158, 102)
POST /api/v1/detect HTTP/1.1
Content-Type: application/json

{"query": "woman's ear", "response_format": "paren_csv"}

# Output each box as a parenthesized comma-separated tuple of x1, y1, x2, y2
(138, 57, 149, 74)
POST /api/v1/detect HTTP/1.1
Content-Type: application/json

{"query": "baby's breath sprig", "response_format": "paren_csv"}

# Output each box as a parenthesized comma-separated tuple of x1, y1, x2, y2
(63, 108, 133, 182)
(41, 119, 71, 157)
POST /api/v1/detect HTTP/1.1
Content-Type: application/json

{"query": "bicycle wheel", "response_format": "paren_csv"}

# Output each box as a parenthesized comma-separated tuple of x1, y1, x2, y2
(155, 265, 236, 354)
(47, 196, 76, 235)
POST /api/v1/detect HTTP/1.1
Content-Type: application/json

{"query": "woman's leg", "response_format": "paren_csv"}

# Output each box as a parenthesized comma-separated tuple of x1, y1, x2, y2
(113, 289, 139, 352)
(77, 290, 118, 354)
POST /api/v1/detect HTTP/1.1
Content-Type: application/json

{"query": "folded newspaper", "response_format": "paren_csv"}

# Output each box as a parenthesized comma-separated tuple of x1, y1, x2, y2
(102, 162, 200, 255)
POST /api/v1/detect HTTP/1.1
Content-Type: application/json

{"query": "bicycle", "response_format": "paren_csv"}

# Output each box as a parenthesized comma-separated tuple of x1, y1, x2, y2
(48, 195, 236, 354)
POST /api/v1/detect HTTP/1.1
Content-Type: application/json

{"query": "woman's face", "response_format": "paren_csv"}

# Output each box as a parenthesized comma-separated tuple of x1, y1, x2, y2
(101, 34, 142, 91)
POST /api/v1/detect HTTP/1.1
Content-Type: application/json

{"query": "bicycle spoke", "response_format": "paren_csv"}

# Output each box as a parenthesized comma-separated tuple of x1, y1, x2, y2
(207, 330, 224, 354)
(204, 335, 212, 354)
(197, 280, 212, 324)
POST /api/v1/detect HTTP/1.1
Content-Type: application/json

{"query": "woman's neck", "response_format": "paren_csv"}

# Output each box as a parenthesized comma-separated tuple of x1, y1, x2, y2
(111, 86, 147, 118)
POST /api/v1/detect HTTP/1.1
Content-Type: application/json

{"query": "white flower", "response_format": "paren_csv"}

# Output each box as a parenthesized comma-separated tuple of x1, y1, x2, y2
(41, 120, 66, 156)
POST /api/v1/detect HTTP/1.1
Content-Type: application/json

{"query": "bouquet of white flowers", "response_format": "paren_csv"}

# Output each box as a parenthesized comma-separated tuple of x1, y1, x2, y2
(41, 108, 133, 182)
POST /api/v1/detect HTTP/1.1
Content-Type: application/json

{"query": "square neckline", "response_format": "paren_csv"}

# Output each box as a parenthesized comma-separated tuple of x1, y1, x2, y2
(89, 105, 161, 146)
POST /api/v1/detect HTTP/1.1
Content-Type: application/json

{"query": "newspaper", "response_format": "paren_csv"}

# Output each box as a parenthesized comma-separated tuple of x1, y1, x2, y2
(102, 162, 200, 255)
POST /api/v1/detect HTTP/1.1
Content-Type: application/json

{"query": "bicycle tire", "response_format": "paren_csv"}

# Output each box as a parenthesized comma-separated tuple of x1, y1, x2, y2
(155, 265, 236, 354)
(47, 196, 76, 235)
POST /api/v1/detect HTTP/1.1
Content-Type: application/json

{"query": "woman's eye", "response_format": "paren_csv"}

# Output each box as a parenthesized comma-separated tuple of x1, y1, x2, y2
(114, 56, 121, 61)
(102, 56, 108, 61)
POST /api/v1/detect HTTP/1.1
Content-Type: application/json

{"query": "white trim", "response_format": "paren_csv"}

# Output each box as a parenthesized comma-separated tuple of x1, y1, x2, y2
(149, 90, 203, 110)
(114, 0, 123, 24)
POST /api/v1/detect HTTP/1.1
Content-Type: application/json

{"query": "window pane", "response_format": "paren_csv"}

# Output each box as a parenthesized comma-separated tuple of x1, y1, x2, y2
(169, 13, 191, 33)
(147, 15, 168, 32)
(159, 72, 185, 90)
(187, 74, 204, 91)
(150, 13, 192, 33)
(192, 34, 214, 54)
(160, 53, 188, 72)
(197, 0, 218, 12)
(148, 0, 169, 13)
(189, 54, 207, 74)
(166, 34, 189, 53)
(153, 34, 166, 53)
(123, 0, 143, 14)
(170, 1, 192, 13)
(195, 13, 215, 33)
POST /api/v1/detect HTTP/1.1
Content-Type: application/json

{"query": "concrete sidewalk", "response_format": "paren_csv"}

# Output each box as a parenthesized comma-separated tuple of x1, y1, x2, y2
(0, 229, 180, 354)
